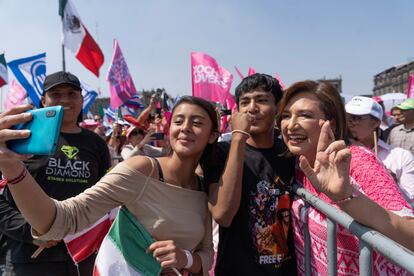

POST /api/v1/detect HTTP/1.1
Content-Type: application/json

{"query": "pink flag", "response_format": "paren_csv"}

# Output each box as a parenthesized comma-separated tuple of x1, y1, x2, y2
(407, 74, 414, 98)
(107, 39, 137, 109)
(191, 52, 233, 106)
(274, 73, 285, 90)
(234, 66, 256, 79)
(234, 66, 244, 80)
(164, 111, 171, 125)
(4, 79, 27, 110)
(247, 67, 256, 76)
(225, 93, 236, 111)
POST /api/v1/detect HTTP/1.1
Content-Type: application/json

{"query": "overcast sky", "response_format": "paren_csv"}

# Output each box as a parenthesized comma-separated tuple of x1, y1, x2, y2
(2, 0, 414, 98)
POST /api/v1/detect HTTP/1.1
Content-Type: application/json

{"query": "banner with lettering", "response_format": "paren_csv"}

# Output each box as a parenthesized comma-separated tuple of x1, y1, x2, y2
(191, 52, 233, 106)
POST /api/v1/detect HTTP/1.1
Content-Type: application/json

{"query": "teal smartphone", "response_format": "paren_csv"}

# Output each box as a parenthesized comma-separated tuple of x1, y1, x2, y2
(7, 106, 64, 155)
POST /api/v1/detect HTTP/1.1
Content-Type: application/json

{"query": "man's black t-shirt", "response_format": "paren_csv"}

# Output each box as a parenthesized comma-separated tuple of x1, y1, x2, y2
(203, 137, 297, 276)
(25, 129, 111, 201)
(1, 129, 111, 263)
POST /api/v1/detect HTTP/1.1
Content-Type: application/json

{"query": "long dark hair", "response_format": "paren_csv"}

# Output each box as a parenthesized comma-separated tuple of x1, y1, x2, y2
(170, 96, 219, 165)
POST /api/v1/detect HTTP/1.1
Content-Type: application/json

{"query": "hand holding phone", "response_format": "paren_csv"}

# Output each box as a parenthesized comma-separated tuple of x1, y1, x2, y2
(7, 106, 64, 155)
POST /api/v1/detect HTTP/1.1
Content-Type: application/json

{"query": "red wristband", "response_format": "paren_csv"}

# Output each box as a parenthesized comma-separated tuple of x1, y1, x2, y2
(4, 167, 27, 185)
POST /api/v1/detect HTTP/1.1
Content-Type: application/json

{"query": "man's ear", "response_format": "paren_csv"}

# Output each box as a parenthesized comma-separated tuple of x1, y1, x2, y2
(40, 96, 46, 107)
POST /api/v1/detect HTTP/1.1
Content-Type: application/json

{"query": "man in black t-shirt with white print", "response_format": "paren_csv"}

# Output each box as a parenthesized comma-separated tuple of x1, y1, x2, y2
(0, 71, 111, 276)
(202, 73, 297, 275)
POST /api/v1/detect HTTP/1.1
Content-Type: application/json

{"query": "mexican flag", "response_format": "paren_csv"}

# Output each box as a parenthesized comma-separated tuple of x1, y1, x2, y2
(93, 207, 162, 276)
(59, 0, 104, 77)
(0, 54, 8, 88)
(64, 213, 113, 264)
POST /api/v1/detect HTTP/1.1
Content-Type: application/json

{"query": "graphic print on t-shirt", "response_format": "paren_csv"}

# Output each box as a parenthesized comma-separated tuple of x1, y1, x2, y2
(61, 145, 79, 159)
(249, 176, 291, 267)
(45, 145, 91, 183)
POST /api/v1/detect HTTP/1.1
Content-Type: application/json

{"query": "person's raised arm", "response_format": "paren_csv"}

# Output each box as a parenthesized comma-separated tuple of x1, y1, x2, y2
(107, 122, 120, 149)
(136, 94, 157, 125)
(0, 105, 57, 235)
(300, 121, 414, 251)
(208, 112, 252, 227)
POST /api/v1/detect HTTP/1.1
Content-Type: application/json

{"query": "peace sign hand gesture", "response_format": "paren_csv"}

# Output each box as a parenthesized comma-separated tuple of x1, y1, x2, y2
(298, 120, 353, 202)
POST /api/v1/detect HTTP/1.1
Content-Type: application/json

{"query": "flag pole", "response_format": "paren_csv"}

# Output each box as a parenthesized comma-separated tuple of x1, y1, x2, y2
(62, 44, 66, 72)
(96, 21, 101, 95)
(1, 51, 4, 112)
(61, 14, 66, 71)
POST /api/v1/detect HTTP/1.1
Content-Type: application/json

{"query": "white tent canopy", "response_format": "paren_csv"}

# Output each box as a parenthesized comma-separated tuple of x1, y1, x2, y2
(379, 92, 407, 113)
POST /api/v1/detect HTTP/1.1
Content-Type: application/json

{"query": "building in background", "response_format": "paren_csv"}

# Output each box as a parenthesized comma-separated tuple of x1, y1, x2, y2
(373, 61, 414, 96)
(318, 76, 342, 93)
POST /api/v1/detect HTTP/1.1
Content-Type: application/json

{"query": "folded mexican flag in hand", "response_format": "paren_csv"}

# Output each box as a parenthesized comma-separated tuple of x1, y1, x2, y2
(93, 207, 162, 276)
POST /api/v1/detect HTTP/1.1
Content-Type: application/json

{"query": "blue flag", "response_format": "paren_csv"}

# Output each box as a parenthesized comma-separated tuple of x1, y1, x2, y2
(8, 53, 46, 108)
(123, 94, 144, 110)
(80, 81, 98, 114)
(104, 106, 117, 122)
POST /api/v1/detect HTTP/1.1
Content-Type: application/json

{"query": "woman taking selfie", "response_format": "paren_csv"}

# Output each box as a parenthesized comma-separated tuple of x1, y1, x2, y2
(0, 96, 236, 275)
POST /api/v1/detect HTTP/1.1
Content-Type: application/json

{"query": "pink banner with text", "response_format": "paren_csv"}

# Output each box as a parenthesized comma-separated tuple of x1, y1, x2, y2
(191, 52, 233, 107)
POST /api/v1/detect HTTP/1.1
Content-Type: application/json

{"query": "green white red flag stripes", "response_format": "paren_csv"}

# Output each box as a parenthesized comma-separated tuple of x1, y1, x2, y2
(0, 54, 8, 88)
(59, 0, 104, 77)
(93, 207, 162, 276)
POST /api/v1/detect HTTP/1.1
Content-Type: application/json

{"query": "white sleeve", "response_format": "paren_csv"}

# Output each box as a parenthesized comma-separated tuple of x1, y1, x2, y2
(121, 144, 141, 160)
(396, 149, 414, 207)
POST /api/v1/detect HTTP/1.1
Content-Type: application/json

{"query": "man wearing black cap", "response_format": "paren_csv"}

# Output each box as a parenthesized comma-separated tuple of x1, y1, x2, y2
(0, 71, 111, 276)
(42, 71, 85, 130)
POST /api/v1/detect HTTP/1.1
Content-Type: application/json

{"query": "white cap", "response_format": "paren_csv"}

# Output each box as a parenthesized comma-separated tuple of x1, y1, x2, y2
(345, 96, 383, 121)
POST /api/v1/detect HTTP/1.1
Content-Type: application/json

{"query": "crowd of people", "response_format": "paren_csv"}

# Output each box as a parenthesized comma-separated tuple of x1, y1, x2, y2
(0, 71, 413, 276)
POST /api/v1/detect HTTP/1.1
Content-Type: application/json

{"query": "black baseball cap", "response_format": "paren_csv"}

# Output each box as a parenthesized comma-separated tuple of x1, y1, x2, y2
(43, 71, 82, 93)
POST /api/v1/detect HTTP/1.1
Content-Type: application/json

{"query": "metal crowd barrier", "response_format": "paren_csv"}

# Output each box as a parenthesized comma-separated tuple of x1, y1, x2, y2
(292, 184, 414, 275)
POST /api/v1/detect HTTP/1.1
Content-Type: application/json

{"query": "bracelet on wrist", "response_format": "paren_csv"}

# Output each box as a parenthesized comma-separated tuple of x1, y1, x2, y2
(333, 187, 361, 204)
(231, 129, 250, 138)
(4, 167, 27, 186)
(183, 249, 193, 269)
